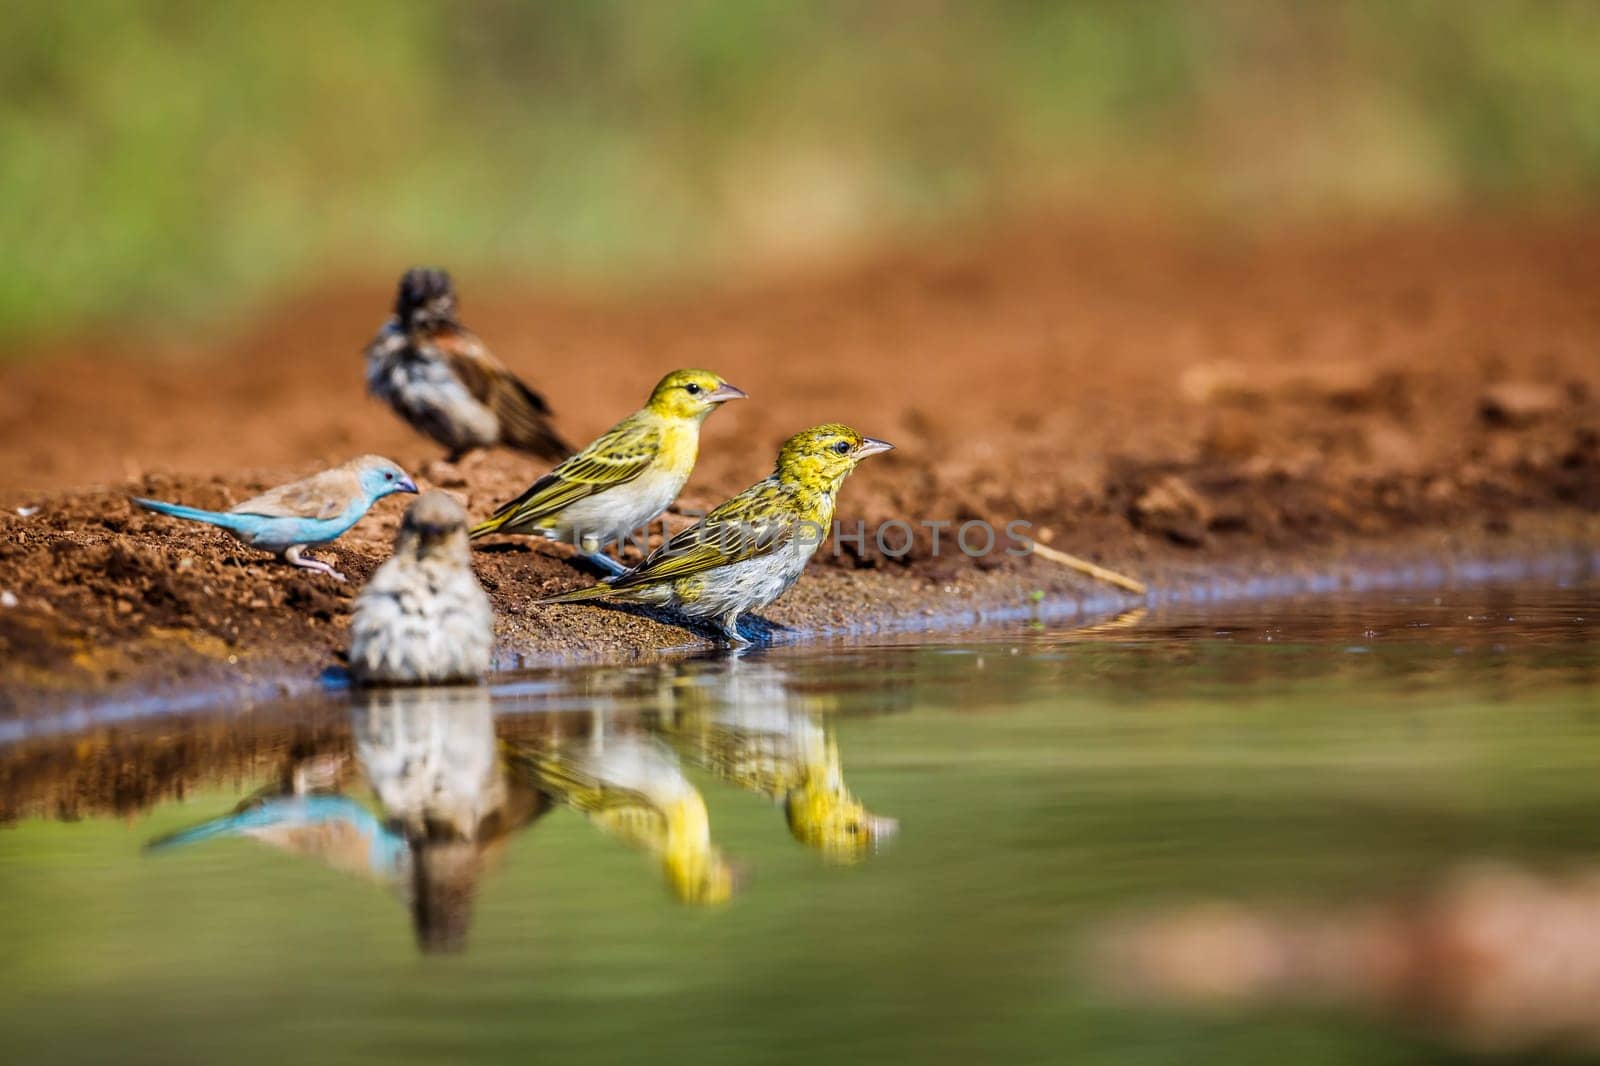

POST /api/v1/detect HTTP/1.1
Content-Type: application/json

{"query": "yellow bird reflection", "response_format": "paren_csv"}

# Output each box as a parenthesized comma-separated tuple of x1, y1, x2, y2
(653, 657, 898, 864)
(508, 722, 736, 905)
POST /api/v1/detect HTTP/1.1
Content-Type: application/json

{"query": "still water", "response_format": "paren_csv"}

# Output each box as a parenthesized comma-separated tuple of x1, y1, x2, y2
(2, 583, 1598, 1064)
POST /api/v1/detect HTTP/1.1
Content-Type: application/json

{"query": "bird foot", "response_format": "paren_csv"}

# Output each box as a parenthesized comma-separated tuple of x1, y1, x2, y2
(717, 616, 751, 646)
(580, 551, 630, 578)
(284, 546, 347, 582)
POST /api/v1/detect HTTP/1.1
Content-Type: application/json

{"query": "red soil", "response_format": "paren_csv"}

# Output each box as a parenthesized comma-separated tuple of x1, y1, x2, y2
(2, 213, 1597, 710)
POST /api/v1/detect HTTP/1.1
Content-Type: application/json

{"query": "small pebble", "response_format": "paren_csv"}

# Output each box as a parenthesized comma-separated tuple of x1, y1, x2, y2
(1479, 381, 1564, 426)
(0, 590, 17, 608)
(1132, 475, 1211, 547)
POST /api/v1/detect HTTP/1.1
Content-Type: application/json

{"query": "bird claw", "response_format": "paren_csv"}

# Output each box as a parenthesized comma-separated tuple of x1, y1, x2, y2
(717, 615, 751, 646)
(285, 545, 346, 581)
(580, 551, 630, 578)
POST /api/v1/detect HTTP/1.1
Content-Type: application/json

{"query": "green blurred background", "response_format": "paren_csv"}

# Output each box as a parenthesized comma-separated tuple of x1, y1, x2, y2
(5, 0, 1600, 342)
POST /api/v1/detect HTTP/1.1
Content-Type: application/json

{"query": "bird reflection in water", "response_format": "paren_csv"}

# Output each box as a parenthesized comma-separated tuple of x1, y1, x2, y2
(142, 653, 896, 950)
(650, 655, 898, 864)
(352, 686, 548, 953)
(148, 686, 548, 954)
(507, 722, 736, 905)
(143, 752, 407, 884)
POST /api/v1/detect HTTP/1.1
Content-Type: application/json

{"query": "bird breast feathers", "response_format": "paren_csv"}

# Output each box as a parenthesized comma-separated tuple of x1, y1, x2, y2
(651, 417, 699, 472)
(364, 554, 486, 606)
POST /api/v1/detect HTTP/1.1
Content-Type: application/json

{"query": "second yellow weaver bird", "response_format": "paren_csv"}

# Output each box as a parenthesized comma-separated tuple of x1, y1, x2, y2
(470, 368, 745, 575)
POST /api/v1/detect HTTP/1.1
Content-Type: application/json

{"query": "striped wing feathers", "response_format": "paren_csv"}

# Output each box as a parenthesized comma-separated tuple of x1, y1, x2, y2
(609, 478, 798, 587)
(486, 416, 661, 523)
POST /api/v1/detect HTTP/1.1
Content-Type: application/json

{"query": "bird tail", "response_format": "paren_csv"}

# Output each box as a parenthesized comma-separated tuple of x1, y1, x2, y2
(539, 581, 617, 605)
(143, 795, 357, 853)
(143, 813, 254, 852)
(469, 470, 563, 539)
(468, 511, 510, 538)
(132, 497, 246, 532)
(508, 419, 573, 464)
(499, 380, 574, 461)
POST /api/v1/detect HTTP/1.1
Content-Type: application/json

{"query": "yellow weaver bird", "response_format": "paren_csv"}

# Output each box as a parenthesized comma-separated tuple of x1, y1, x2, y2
(470, 368, 745, 575)
(542, 424, 893, 643)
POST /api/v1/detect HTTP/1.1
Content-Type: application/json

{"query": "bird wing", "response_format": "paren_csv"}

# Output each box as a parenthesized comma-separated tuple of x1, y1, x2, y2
(432, 327, 571, 458)
(482, 416, 660, 525)
(609, 478, 800, 588)
(362, 319, 406, 369)
(231, 468, 356, 521)
(511, 747, 656, 816)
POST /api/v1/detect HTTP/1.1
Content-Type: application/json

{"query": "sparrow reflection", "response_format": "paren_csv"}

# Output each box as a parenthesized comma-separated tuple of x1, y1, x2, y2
(352, 686, 548, 953)
(148, 687, 548, 954)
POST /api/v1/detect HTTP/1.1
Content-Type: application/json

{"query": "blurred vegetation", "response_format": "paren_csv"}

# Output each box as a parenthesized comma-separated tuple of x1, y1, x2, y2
(4, 0, 1600, 342)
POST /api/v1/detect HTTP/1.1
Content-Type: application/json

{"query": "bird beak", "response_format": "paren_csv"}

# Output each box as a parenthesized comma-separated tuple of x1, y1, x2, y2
(868, 814, 900, 842)
(854, 437, 895, 459)
(398, 477, 419, 494)
(705, 383, 748, 404)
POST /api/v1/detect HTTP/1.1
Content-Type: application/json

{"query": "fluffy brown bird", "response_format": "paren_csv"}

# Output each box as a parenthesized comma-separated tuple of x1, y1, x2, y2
(348, 490, 494, 685)
(365, 267, 571, 462)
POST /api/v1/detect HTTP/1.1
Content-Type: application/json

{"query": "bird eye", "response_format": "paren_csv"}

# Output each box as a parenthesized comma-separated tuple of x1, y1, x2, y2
(832, 440, 851, 456)
(684, 383, 702, 396)
(385, 472, 395, 480)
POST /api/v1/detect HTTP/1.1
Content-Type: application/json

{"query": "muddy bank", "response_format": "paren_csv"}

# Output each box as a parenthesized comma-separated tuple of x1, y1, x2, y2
(2, 507, 1596, 719)
(2, 214, 1598, 711)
